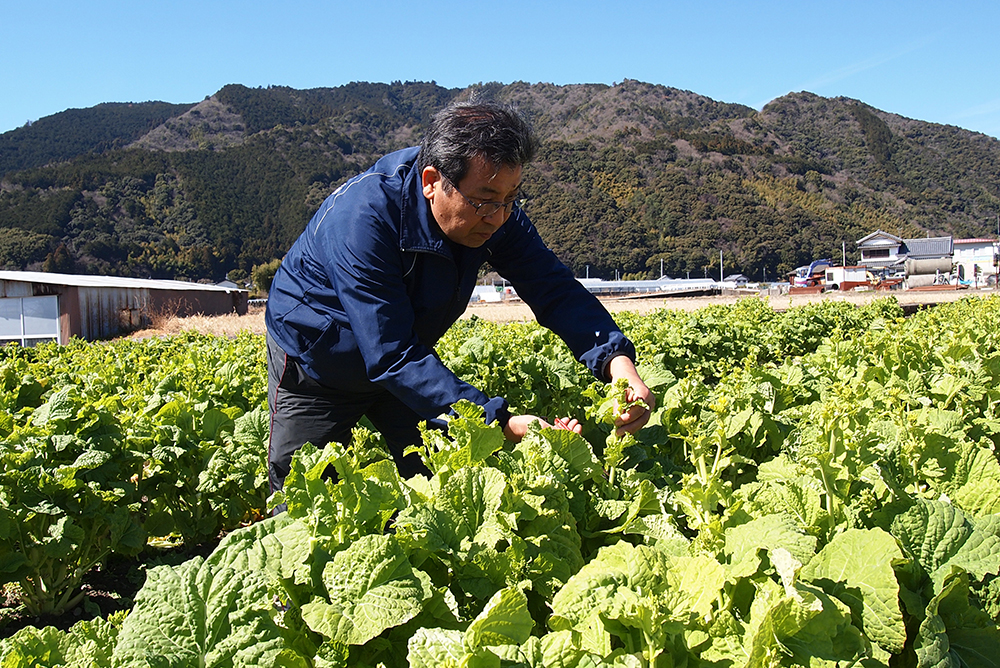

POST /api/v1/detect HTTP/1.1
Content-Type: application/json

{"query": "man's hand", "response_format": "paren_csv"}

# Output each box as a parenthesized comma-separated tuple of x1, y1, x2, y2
(608, 356, 656, 436)
(503, 414, 582, 442)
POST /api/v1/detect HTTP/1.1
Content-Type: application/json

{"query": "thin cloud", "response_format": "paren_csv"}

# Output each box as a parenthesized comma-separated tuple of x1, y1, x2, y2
(755, 35, 938, 109)
(953, 98, 1000, 120)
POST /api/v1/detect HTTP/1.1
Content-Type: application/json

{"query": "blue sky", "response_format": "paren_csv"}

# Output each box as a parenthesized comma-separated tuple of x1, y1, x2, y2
(3, 1, 999, 139)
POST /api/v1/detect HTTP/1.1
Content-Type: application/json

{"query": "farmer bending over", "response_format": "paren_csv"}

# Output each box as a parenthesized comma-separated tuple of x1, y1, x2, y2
(264, 99, 654, 494)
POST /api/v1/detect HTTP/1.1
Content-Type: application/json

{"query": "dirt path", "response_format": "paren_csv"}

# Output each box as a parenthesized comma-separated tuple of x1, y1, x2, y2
(131, 288, 996, 337)
(462, 287, 994, 322)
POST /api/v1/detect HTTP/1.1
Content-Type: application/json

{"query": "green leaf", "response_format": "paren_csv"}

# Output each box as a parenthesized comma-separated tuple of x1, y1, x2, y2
(396, 467, 509, 558)
(800, 527, 907, 653)
(300, 533, 432, 646)
(204, 512, 296, 574)
(915, 570, 1000, 668)
(550, 541, 674, 632)
(407, 628, 471, 668)
(949, 443, 1000, 516)
(465, 587, 534, 651)
(724, 513, 818, 577)
(200, 407, 234, 442)
(536, 427, 602, 480)
(111, 557, 296, 668)
(892, 499, 1000, 592)
(744, 554, 866, 667)
(30, 386, 76, 427)
(449, 400, 506, 465)
(0, 614, 122, 668)
(232, 406, 270, 447)
(736, 475, 830, 536)
(665, 554, 729, 621)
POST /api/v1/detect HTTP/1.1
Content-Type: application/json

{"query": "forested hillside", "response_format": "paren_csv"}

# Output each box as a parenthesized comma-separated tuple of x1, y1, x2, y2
(1, 80, 998, 283)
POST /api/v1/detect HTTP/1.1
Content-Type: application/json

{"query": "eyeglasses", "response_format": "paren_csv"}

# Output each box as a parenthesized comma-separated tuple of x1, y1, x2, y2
(445, 178, 527, 218)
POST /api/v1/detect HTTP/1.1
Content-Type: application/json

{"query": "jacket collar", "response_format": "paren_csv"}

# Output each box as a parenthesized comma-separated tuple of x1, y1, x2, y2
(399, 149, 454, 260)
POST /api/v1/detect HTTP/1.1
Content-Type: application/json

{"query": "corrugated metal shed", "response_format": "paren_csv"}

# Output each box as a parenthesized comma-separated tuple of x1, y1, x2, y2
(0, 271, 248, 344)
(0, 271, 241, 291)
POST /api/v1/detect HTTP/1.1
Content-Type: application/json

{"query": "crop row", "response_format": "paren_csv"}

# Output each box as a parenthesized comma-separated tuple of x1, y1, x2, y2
(3, 295, 1000, 667)
(0, 332, 270, 617)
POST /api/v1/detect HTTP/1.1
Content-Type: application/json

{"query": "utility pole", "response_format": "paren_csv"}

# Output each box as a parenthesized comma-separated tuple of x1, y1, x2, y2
(720, 250, 724, 282)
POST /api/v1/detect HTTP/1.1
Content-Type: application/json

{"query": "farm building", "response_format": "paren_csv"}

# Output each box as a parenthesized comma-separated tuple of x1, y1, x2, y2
(824, 265, 870, 291)
(0, 271, 248, 345)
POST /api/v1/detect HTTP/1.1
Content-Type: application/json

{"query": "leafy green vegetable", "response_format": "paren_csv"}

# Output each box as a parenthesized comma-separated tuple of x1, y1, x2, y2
(7, 295, 1000, 667)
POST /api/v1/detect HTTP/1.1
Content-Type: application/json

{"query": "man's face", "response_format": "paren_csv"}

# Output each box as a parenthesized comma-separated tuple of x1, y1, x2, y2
(421, 155, 523, 248)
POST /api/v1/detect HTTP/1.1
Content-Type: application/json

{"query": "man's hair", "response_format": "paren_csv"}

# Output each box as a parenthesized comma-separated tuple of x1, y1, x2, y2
(418, 100, 537, 185)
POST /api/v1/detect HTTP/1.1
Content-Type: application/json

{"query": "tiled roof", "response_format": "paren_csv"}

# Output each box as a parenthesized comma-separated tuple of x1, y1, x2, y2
(903, 237, 953, 257)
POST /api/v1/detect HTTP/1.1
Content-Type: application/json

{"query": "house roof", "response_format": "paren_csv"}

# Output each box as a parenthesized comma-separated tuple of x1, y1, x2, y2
(954, 238, 999, 245)
(903, 237, 953, 258)
(857, 230, 903, 246)
(0, 271, 243, 293)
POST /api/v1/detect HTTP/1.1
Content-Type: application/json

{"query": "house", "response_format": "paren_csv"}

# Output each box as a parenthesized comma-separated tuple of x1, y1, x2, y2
(0, 271, 248, 345)
(856, 231, 905, 270)
(953, 238, 999, 285)
(856, 230, 953, 275)
(722, 274, 749, 287)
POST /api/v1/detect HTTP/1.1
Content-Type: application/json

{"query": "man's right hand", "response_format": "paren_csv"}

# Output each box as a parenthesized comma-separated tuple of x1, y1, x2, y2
(503, 414, 582, 442)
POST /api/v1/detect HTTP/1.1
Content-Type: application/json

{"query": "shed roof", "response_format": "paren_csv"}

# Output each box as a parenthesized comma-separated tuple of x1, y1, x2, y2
(0, 271, 242, 293)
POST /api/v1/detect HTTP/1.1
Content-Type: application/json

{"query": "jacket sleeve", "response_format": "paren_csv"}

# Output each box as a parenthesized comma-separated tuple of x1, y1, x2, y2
(486, 210, 636, 382)
(319, 208, 511, 427)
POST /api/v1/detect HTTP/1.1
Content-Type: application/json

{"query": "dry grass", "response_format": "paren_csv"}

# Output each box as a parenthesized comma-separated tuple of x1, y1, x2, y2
(128, 306, 267, 338)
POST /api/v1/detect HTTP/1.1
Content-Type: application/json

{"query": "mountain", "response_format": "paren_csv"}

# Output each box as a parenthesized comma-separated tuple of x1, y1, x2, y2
(0, 101, 196, 175)
(1, 80, 998, 283)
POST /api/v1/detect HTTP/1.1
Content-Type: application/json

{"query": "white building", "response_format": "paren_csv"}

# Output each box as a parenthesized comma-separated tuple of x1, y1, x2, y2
(953, 238, 999, 286)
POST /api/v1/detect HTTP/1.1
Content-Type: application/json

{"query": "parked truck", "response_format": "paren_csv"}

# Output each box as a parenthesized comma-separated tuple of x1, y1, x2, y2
(789, 259, 833, 290)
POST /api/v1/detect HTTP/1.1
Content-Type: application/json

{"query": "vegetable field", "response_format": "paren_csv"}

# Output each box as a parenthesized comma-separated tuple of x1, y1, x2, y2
(3, 295, 1000, 667)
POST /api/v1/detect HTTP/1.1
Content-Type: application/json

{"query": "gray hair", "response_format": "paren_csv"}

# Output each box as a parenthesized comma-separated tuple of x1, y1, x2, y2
(418, 100, 537, 185)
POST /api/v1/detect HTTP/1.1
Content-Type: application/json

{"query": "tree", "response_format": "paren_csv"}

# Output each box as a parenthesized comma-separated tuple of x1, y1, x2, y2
(251, 258, 282, 294)
(42, 243, 75, 273)
(0, 227, 53, 269)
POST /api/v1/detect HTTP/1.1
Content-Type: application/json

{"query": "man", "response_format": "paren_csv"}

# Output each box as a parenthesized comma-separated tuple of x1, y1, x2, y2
(265, 100, 653, 493)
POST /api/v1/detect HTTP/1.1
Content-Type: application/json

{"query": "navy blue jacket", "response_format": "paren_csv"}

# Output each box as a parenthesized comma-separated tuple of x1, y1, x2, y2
(265, 147, 636, 427)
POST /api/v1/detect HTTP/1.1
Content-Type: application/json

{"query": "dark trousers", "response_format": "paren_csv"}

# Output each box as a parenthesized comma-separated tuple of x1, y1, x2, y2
(266, 332, 429, 494)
